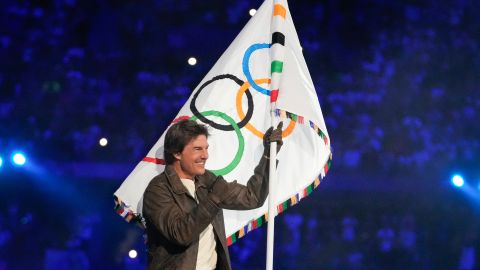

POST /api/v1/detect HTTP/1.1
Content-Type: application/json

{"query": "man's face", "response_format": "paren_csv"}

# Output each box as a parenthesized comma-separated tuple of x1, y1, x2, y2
(173, 135, 209, 179)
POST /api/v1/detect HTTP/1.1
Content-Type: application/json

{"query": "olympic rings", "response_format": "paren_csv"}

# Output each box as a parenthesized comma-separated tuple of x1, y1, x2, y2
(235, 78, 296, 139)
(178, 42, 297, 176)
(242, 43, 272, 96)
(190, 74, 254, 131)
(190, 110, 244, 176)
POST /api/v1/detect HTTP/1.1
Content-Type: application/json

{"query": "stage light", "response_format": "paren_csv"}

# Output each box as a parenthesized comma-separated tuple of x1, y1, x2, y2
(128, 249, 137, 259)
(99, 137, 108, 147)
(12, 152, 26, 166)
(188, 57, 197, 66)
(0, 156, 3, 168)
(249, 9, 257, 16)
(451, 175, 464, 187)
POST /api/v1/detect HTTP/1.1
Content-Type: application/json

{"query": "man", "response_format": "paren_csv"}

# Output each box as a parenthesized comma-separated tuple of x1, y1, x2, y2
(143, 119, 283, 270)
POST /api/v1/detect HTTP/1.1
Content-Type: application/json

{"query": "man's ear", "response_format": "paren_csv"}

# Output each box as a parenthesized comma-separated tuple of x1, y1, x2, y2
(173, 152, 182, 160)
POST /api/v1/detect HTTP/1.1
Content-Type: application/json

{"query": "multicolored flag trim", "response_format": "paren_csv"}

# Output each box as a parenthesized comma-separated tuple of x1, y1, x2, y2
(113, 0, 332, 243)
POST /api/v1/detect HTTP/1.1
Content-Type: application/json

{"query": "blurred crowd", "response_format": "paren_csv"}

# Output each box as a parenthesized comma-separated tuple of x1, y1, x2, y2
(1, 0, 479, 172)
(230, 192, 480, 270)
(1, 185, 478, 269)
(1, 0, 480, 269)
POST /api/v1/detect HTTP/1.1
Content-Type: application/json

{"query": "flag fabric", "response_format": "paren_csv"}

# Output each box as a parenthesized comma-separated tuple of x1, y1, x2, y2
(114, 0, 332, 245)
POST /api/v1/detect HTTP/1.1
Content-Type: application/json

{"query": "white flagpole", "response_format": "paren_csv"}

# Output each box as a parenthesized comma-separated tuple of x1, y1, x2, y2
(266, 126, 277, 270)
(267, 0, 287, 269)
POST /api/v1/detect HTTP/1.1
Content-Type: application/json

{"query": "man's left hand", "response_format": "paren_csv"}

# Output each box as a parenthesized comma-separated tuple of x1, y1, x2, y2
(263, 122, 283, 156)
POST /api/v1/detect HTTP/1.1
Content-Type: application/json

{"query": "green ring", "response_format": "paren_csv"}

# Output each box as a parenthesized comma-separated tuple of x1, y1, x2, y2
(190, 110, 244, 176)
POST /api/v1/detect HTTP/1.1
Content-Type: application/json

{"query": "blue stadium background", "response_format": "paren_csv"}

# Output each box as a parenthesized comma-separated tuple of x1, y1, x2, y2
(1, 0, 479, 269)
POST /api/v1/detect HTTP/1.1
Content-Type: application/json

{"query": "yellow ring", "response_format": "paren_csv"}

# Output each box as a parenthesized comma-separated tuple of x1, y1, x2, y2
(236, 78, 296, 139)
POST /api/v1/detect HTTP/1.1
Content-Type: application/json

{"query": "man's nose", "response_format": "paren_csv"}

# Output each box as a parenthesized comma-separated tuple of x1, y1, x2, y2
(201, 149, 208, 159)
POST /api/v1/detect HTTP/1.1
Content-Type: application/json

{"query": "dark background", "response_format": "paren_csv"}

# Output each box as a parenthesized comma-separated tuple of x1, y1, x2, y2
(1, 0, 479, 269)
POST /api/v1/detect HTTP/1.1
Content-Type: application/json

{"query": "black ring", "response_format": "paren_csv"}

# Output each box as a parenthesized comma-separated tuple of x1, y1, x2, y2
(190, 74, 254, 131)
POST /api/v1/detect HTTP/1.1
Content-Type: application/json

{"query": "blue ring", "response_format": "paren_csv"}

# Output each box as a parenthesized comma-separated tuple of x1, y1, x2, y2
(242, 43, 271, 96)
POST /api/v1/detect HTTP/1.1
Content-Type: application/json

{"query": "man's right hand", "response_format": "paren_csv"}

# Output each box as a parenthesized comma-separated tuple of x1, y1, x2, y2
(207, 178, 231, 204)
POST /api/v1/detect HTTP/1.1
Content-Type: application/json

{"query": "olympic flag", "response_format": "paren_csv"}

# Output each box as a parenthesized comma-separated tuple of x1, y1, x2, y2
(114, 0, 331, 248)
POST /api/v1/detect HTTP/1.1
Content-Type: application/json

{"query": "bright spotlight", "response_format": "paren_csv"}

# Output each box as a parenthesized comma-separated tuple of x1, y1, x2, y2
(451, 175, 464, 187)
(188, 57, 197, 66)
(99, 137, 108, 147)
(249, 9, 257, 16)
(0, 156, 3, 168)
(128, 249, 137, 259)
(12, 152, 27, 166)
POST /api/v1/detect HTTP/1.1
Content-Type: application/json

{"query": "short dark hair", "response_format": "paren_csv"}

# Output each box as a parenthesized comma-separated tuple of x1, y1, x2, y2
(164, 119, 209, 165)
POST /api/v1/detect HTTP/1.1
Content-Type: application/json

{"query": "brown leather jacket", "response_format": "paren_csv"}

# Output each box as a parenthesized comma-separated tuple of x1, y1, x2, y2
(143, 156, 270, 270)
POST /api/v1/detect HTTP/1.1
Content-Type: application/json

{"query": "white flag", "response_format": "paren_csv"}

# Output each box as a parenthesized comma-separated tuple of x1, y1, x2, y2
(114, 0, 331, 245)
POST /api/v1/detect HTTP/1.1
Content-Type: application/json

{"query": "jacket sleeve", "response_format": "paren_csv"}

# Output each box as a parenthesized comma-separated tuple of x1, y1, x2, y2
(143, 181, 220, 247)
(215, 155, 271, 210)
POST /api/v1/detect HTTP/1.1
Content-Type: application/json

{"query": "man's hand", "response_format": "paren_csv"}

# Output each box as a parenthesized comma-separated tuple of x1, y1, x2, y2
(263, 122, 283, 157)
(207, 178, 231, 204)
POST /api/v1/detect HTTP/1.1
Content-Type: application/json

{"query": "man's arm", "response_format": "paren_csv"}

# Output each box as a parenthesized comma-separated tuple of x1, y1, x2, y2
(206, 155, 271, 210)
(143, 182, 220, 247)
(206, 122, 283, 210)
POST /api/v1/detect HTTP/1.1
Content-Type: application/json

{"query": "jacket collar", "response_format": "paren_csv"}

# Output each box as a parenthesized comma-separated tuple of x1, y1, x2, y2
(164, 165, 188, 194)
(164, 165, 209, 194)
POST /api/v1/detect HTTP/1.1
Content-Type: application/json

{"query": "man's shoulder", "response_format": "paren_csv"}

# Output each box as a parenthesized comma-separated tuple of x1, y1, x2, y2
(145, 171, 169, 191)
(197, 169, 219, 185)
(203, 169, 217, 178)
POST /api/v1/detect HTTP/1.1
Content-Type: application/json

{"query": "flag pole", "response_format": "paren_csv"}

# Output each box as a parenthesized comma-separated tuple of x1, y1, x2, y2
(266, 123, 277, 270)
(267, 0, 286, 269)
